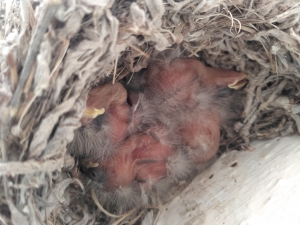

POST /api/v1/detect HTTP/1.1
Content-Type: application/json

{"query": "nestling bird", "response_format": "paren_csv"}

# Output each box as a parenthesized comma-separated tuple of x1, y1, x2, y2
(68, 57, 247, 211)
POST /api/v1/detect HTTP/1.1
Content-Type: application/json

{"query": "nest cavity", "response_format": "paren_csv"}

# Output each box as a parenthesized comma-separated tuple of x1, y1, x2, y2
(0, 0, 300, 224)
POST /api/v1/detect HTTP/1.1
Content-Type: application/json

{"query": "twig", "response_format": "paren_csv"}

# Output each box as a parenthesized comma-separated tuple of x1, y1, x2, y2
(0, 158, 63, 175)
(112, 53, 119, 85)
(0, 215, 7, 225)
(10, 1, 60, 108)
(30, 192, 45, 225)
(119, 39, 150, 58)
(111, 208, 136, 225)
(92, 188, 124, 218)
(127, 209, 145, 225)
(6, 53, 18, 91)
(268, 4, 300, 23)
(0, 0, 61, 165)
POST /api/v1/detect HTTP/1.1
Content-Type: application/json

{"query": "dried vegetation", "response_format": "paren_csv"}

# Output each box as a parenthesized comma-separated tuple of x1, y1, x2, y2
(0, 0, 300, 224)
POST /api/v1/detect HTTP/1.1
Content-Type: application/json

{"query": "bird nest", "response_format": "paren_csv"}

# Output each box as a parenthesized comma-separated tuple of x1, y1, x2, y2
(0, 0, 300, 224)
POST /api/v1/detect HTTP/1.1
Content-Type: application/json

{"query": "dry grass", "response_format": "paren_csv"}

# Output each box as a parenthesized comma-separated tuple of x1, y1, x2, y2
(0, 0, 299, 224)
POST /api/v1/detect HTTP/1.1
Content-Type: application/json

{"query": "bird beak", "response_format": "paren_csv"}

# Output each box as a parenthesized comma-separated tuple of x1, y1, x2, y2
(83, 107, 105, 118)
(228, 73, 248, 90)
(80, 159, 99, 168)
(86, 162, 99, 168)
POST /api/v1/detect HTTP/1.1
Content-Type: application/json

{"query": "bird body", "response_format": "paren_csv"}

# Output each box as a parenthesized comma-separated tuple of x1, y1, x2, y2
(68, 58, 247, 210)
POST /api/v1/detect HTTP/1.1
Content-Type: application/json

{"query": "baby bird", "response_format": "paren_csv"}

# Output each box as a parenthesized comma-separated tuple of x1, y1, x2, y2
(68, 58, 247, 211)
(68, 82, 130, 161)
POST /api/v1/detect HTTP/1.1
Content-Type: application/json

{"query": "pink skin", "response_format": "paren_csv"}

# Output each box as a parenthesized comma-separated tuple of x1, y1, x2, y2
(144, 59, 246, 164)
(145, 59, 246, 90)
(178, 113, 221, 163)
(93, 127, 173, 190)
(81, 82, 130, 144)
(79, 58, 247, 191)
(85, 82, 128, 110)
(107, 104, 130, 144)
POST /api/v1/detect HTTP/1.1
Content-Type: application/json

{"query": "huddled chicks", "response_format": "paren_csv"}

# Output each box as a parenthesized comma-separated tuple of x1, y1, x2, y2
(68, 58, 247, 211)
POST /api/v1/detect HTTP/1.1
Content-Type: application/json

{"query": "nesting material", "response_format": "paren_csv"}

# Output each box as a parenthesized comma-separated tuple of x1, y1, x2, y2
(0, 0, 300, 225)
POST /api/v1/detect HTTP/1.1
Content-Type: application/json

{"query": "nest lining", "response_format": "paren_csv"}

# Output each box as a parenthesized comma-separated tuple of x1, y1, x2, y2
(0, 0, 300, 224)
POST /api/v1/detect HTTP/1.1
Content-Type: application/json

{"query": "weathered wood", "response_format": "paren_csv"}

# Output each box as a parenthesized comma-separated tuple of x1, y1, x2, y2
(155, 136, 300, 225)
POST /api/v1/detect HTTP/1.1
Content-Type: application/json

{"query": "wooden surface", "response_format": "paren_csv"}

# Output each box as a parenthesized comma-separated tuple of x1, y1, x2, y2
(154, 136, 300, 225)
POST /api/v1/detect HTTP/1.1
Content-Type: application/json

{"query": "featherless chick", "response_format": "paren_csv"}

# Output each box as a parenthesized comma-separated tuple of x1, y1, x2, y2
(68, 57, 247, 212)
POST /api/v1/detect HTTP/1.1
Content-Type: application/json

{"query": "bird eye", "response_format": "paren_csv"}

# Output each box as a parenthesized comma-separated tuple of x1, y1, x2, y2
(217, 87, 234, 98)
(80, 166, 106, 183)
(92, 114, 108, 131)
